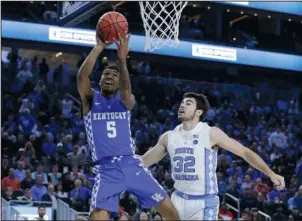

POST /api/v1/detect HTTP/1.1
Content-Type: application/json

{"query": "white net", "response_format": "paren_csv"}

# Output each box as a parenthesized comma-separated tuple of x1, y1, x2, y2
(139, 1, 188, 51)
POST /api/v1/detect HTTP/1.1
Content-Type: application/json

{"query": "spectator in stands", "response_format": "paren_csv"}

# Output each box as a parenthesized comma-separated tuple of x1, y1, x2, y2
(270, 147, 282, 162)
(18, 109, 37, 135)
(56, 183, 68, 199)
(271, 206, 287, 221)
(85, 167, 95, 189)
(269, 127, 287, 149)
(139, 211, 149, 220)
(41, 184, 58, 211)
(48, 93, 62, 117)
(61, 93, 74, 118)
(268, 186, 281, 202)
(69, 179, 91, 211)
(3, 186, 14, 201)
(242, 187, 258, 209)
(293, 186, 302, 213)
(291, 207, 302, 220)
(256, 192, 268, 211)
(48, 164, 62, 186)
(218, 203, 234, 220)
(68, 146, 82, 167)
(250, 208, 261, 221)
(16, 63, 33, 84)
(254, 178, 269, 194)
(120, 191, 137, 217)
(242, 175, 254, 192)
(21, 169, 35, 190)
(23, 141, 36, 162)
(227, 178, 241, 198)
(2, 133, 14, 157)
(32, 165, 48, 184)
(295, 159, 302, 186)
(39, 58, 49, 81)
(42, 134, 57, 156)
(2, 168, 20, 191)
(153, 213, 163, 221)
(17, 188, 34, 206)
(30, 175, 47, 201)
(227, 161, 243, 178)
(1, 157, 10, 178)
(71, 112, 85, 136)
(14, 161, 26, 181)
(217, 172, 227, 194)
(3, 114, 17, 131)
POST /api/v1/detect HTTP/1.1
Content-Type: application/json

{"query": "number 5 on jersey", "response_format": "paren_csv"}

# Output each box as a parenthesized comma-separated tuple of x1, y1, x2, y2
(106, 121, 117, 138)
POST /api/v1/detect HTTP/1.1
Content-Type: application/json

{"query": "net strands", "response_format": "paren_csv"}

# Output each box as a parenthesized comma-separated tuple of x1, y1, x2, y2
(139, 1, 188, 51)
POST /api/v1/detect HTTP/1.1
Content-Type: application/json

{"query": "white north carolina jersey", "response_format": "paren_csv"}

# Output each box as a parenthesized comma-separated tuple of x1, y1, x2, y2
(167, 122, 218, 195)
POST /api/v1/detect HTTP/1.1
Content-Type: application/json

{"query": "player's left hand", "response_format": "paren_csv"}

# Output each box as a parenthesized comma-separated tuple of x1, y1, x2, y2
(113, 32, 131, 60)
(270, 173, 285, 191)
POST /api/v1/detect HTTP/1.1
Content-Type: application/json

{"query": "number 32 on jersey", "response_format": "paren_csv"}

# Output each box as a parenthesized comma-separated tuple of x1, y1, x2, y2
(106, 121, 116, 138)
(173, 156, 195, 172)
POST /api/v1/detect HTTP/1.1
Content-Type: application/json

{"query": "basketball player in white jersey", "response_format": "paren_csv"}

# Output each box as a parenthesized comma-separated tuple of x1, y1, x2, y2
(141, 92, 285, 220)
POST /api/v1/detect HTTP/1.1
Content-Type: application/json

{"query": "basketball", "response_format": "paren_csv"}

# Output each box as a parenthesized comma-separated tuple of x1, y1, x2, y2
(97, 11, 129, 44)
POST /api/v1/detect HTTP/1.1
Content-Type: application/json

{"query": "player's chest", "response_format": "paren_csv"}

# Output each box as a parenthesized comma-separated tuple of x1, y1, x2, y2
(93, 99, 123, 112)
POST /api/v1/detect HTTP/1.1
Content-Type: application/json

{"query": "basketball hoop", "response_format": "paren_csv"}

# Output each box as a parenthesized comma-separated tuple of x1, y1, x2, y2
(139, 1, 188, 52)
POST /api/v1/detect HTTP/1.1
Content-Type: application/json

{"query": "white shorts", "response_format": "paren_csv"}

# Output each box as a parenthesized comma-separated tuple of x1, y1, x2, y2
(171, 191, 220, 220)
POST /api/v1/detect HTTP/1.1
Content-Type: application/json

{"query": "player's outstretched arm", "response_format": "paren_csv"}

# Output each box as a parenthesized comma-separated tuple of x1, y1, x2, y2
(77, 36, 109, 100)
(142, 132, 169, 168)
(210, 127, 285, 191)
(113, 33, 135, 110)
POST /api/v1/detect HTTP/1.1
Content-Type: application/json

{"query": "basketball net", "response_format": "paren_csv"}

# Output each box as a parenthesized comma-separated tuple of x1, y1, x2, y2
(139, 1, 188, 52)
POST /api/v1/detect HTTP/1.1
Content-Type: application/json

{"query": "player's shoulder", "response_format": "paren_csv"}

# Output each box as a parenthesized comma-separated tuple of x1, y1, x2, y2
(196, 121, 212, 132)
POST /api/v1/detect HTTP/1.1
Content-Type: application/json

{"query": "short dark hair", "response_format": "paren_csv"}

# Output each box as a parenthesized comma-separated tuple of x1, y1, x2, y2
(182, 92, 210, 120)
(38, 205, 45, 210)
(103, 63, 120, 74)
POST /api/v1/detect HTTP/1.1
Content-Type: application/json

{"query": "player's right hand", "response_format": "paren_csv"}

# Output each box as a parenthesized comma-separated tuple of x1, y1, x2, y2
(270, 173, 285, 191)
(96, 35, 111, 50)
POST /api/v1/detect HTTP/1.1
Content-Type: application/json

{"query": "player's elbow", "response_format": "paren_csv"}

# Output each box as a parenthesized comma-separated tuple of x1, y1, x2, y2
(242, 147, 254, 161)
(141, 155, 150, 168)
(77, 72, 85, 81)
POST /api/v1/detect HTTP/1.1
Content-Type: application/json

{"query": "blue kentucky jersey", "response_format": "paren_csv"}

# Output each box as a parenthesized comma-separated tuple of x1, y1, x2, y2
(84, 90, 135, 162)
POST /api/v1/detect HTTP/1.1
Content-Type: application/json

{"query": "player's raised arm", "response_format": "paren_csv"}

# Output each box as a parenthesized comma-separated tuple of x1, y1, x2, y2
(113, 33, 135, 110)
(210, 127, 285, 191)
(142, 132, 169, 168)
(77, 36, 108, 100)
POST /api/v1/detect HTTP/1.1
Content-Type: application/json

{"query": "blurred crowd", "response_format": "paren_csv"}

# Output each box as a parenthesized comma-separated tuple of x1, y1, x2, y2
(1, 48, 302, 221)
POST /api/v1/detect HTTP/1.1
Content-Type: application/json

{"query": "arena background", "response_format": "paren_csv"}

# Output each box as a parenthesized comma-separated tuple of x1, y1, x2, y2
(1, 1, 302, 220)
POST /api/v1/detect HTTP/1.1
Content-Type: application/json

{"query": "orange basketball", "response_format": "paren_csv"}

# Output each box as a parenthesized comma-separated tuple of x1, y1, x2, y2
(97, 11, 129, 44)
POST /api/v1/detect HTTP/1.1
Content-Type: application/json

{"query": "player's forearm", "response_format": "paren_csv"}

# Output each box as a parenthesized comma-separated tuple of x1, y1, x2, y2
(243, 148, 275, 177)
(142, 147, 167, 168)
(118, 59, 132, 99)
(77, 46, 104, 79)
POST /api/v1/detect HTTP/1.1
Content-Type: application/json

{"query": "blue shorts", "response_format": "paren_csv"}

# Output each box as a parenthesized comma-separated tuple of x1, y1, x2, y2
(90, 155, 167, 214)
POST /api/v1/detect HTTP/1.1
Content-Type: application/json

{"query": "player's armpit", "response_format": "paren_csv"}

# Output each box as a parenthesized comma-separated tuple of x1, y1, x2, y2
(210, 127, 245, 158)
(121, 94, 136, 110)
(77, 75, 93, 100)
(142, 132, 169, 168)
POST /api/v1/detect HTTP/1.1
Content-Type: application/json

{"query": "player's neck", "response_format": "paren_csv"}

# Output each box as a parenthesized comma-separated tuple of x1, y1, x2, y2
(101, 90, 116, 99)
(182, 120, 199, 131)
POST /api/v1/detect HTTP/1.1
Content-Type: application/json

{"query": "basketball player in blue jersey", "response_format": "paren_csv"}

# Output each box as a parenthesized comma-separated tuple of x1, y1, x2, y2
(77, 33, 180, 220)
(142, 92, 285, 220)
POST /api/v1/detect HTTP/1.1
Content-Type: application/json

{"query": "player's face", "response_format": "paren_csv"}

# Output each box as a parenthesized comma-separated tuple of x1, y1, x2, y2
(178, 97, 202, 122)
(99, 69, 119, 94)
